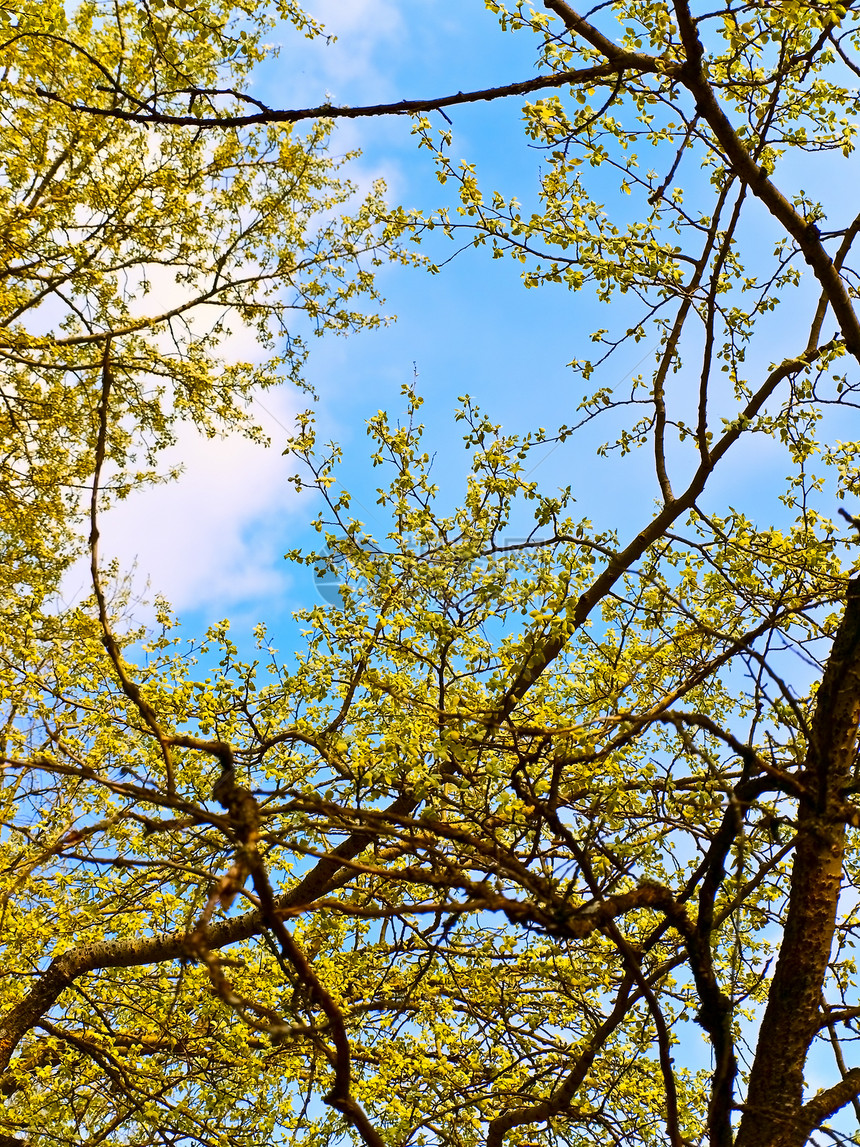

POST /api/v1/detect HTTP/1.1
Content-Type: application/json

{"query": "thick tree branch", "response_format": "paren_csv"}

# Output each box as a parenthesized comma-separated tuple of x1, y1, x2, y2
(0, 792, 415, 1075)
(737, 576, 860, 1147)
(543, 0, 631, 61)
(35, 60, 663, 129)
(204, 768, 386, 1147)
(668, 0, 860, 363)
(485, 972, 636, 1147)
(798, 1069, 860, 1137)
(498, 339, 839, 719)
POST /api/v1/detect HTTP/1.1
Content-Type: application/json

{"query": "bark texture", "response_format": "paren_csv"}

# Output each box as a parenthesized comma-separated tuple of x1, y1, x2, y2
(736, 577, 860, 1147)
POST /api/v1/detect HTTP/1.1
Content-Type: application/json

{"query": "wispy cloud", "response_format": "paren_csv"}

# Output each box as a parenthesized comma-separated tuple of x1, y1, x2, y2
(61, 387, 304, 621)
(59, 6, 418, 626)
(306, 0, 404, 93)
(268, 0, 405, 104)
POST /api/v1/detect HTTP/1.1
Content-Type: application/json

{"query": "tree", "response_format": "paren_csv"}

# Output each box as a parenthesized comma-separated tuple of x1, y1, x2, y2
(3, 1, 860, 1146)
(0, 0, 398, 611)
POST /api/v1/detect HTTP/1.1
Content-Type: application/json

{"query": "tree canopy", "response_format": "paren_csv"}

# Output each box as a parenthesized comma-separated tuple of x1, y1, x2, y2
(3, 3, 860, 1147)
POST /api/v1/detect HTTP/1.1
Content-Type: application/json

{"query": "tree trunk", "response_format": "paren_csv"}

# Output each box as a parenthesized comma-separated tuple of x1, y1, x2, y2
(736, 577, 860, 1147)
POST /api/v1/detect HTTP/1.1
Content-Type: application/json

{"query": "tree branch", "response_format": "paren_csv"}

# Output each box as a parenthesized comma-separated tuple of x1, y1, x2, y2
(35, 60, 663, 129)
(0, 790, 414, 1074)
(669, 0, 860, 363)
(737, 576, 860, 1147)
(799, 1068, 860, 1137)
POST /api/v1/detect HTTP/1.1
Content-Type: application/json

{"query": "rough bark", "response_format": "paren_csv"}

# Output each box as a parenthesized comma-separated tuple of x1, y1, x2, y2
(736, 577, 860, 1147)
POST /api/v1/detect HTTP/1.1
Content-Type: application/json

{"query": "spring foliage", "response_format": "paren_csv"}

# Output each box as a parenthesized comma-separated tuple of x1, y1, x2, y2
(3, 3, 860, 1147)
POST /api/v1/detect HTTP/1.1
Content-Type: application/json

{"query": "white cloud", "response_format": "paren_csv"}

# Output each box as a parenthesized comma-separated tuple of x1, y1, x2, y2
(58, 7, 415, 625)
(261, 0, 408, 157)
(61, 388, 305, 620)
(305, 0, 403, 92)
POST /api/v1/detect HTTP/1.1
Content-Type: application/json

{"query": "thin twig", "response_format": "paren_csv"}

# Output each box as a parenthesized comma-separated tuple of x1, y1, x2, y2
(89, 340, 175, 794)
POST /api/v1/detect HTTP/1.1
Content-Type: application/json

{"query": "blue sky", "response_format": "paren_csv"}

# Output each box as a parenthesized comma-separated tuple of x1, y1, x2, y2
(93, 1, 606, 631)
(90, 0, 853, 655)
